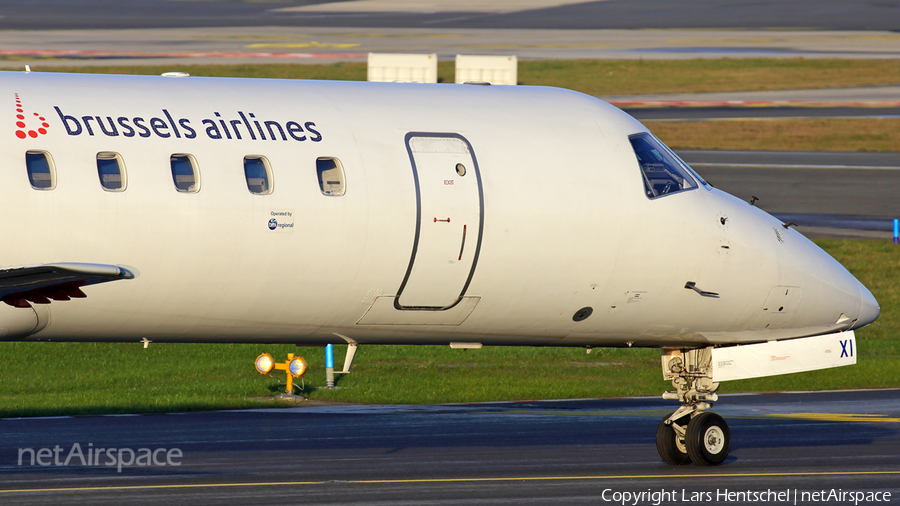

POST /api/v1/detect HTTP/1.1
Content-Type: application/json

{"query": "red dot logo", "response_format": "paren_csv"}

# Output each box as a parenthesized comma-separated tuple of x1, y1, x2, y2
(14, 93, 49, 139)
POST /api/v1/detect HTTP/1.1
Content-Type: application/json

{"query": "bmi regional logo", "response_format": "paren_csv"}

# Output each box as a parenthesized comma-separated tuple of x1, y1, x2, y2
(14, 94, 50, 139)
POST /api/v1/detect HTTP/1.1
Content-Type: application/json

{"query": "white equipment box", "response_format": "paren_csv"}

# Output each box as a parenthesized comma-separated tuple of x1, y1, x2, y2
(455, 55, 517, 85)
(367, 53, 437, 83)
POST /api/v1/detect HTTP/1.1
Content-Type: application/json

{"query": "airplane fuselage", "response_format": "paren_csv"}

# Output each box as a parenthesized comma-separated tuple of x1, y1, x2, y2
(0, 71, 878, 348)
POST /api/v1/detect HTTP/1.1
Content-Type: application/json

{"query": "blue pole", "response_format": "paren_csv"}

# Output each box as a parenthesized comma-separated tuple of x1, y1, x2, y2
(325, 344, 335, 388)
(325, 344, 334, 368)
(894, 219, 899, 245)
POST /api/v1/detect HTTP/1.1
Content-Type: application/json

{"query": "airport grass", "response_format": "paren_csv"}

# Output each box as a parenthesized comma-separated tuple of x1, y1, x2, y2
(518, 58, 900, 96)
(647, 118, 900, 152)
(0, 239, 896, 417)
(28, 58, 900, 95)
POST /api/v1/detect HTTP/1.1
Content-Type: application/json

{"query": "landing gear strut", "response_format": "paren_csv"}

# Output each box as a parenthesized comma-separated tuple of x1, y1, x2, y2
(656, 347, 730, 466)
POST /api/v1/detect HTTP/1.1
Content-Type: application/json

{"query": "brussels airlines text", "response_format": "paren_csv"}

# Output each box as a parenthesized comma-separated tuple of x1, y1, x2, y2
(54, 107, 322, 142)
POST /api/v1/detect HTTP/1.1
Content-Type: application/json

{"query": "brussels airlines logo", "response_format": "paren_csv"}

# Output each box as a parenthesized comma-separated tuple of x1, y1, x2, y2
(14, 94, 50, 139)
(13, 94, 322, 143)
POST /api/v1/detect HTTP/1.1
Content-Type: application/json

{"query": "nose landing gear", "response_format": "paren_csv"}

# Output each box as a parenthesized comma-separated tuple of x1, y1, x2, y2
(657, 347, 730, 466)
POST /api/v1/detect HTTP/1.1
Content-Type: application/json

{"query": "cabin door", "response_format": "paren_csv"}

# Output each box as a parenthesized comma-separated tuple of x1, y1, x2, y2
(396, 133, 483, 309)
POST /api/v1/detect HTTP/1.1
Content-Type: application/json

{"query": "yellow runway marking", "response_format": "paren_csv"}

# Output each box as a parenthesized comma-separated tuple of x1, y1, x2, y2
(3, 471, 900, 494)
(244, 42, 361, 49)
(326, 33, 464, 38)
(487, 409, 671, 417)
(772, 413, 900, 423)
(194, 36, 306, 41)
(458, 43, 610, 49)
(487, 410, 900, 422)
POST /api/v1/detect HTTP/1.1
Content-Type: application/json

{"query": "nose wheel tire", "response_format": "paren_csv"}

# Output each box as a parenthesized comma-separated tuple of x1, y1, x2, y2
(656, 412, 691, 465)
(685, 412, 730, 465)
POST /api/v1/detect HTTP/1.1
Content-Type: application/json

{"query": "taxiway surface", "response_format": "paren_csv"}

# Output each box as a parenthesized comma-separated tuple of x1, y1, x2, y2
(0, 25, 895, 67)
(1, 390, 899, 505)
(674, 150, 899, 239)
(2, 0, 899, 31)
(0, 0, 898, 67)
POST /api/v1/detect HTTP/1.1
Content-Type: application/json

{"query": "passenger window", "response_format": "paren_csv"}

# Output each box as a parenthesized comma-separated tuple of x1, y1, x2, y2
(170, 154, 199, 193)
(243, 155, 272, 195)
(629, 133, 697, 199)
(97, 152, 126, 191)
(25, 150, 56, 190)
(316, 157, 345, 196)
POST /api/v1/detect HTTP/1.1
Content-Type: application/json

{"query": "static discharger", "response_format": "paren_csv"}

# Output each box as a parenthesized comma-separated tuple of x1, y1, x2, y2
(255, 352, 308, 399)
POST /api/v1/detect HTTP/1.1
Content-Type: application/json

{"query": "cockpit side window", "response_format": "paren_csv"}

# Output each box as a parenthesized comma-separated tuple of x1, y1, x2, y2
(669, 148, 709, 188)
(629, 133, 697, 199)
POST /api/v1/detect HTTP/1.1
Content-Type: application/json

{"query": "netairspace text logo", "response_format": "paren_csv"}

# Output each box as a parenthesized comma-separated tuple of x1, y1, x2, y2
(18, 443, 182, 473)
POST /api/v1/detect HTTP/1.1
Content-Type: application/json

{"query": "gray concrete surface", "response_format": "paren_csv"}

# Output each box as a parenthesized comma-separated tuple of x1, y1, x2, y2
(675, 150, 900, 239)
(0, 0, 897, 67)
(624, 106, 900, 122)
(2, 390, 898, 505)
(2, 0, 900, 31)
(605, 85, 900, 107)
(0, 26, 897, 68)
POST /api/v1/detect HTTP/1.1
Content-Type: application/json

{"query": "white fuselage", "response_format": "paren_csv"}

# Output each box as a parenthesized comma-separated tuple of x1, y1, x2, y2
(0, 71, 879, 347)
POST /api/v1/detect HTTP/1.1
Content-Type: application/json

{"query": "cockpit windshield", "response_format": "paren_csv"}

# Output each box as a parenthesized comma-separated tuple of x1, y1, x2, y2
(629, 133, 698, 199)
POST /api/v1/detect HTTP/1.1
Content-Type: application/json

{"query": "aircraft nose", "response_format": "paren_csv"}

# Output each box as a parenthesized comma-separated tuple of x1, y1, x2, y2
(853, 282, 880, 329)
(760, 215, 879, 333)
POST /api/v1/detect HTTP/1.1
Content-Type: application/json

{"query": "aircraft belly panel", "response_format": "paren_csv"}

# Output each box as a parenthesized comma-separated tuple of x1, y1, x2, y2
(358, 296, 480, 325)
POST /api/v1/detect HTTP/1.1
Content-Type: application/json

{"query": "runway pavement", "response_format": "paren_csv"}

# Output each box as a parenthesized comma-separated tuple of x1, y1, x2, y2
(605, 86, 900, 109)
(1, 390, 898, 505)
(0, 26, 896, 68)
(0, 0, 898, 67)
(623, 106, 900, 122)
(0, 27, 895, 69)
(672, 150, 899, 239)
(2, 0, 899, 31)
